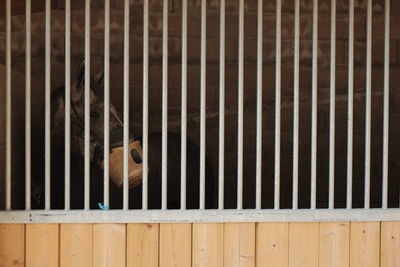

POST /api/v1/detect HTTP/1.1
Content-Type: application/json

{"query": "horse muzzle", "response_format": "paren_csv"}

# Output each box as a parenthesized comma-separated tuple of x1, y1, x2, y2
(100, 140, 143, 188)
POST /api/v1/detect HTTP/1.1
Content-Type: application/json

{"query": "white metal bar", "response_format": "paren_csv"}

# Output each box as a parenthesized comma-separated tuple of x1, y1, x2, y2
(218, 0, 225, 210)
(274, 0, 282, 210)
(199, 0, 206, 210)
(364, 0, 372, 209)
(311, 0, 318, 210)
(162, 0, 168, 211)
(45, 0, 51, 210)
(181, 0, 188, 210)
(4, 209, 400, 223)
(123, 0, 130, 210)
(104, 0, 110, 208)
(65, 0, 71, 210)
(142, 0, 149, 210)
(237, 0, 244, 210)
(329, 0, 336, 210)
(25, 0, 32, 210)
(84, 0, 91, 210)
(5, 0, 11, 211)
(255, 0, 263, 210)
(382, 0, 390, 209)
(292, 0, 300, 210)
(347, 0, 354, 210)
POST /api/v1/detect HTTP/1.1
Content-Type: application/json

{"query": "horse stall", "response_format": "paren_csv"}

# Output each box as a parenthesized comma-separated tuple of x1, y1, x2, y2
(0, 0, 400, 266)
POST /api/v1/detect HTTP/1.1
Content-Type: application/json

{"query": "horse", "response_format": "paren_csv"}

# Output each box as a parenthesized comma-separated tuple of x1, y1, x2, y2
(31, 60, 216, 210)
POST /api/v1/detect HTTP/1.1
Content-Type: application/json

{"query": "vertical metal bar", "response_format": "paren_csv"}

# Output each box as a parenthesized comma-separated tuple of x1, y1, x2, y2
(104, 0, 110, 208)
(255, 0, 263, 210)
(329, 0, 336, 209)
(274, 0, 282, 210)
(161, 0, 168, 210)
(218, 0, 225, 210)
(346, 0, 354, 210)
(311, 0, 318, 209)
(123, 0, 130, 210)
(292, 0, 300, 210)
(364, 0, 372, 209)
(142, 0, 149, 210)
(45, 0, 51, 210)
(25, 0, 32, 210)
(382, 0, 390, 209)
(65, 0, 71, 210)
(237, 0, 244, 210)
(181, 0, 188, 210)
(199, 0, 206, 210)
(5, 0, 11, 210)
(84, 0, 91, 211)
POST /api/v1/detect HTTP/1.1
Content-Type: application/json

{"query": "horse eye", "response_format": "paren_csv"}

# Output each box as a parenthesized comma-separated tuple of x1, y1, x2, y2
(90, 111, 100, 118)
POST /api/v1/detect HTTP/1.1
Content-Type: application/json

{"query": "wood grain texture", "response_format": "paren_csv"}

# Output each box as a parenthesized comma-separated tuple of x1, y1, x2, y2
(319, 222, 350, 267)
(26, 224, 59, 267)
(288, 222, 319, 267)
(127, 223, 159, 267)
(160, 223, 192, 267)
(192, 223, 224, 267)
(93, 224, 126, 267)
(256, 222, 288, 267)
(60, 224, 93, 267)
(224, 223, 256, 267)
(381, 221, 400, 267)
(350, 221, 380, 267)
(0, 224, 25, 267)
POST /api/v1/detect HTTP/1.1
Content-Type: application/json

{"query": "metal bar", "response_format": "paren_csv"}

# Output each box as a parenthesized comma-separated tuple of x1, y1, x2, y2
(237, 0, 244, 210)
(181, 0, 188, 210)
(142, 0, 149, 210)
(123, 0, 130, 210)
(65, 0, 71, 210)
(45, 0, 51, 210)
(218, 0, 225, 210)
(84, 0, 91, 211)
(329, 0, 336, 209)
(311, 0, 318, 209)
(382, 0, 390, 209)
(25, 0, 32, 210)
(274, 0, 282, 210)
(104, 0, 110, 208)
(255, 0, 263, 210)
(5, 0, 11, 210)
(4, 209, 400, 223)
(161, 0, 168, 211)
(347, 0, 354, 210)
(292, 0, 300, 210)
(364, 0, 372, 209)
(199, 0, 206, 210)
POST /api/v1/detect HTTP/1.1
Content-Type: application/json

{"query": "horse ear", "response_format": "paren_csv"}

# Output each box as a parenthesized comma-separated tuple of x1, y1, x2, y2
(91, 69, 104, 93)
(72, 59, 85, 90)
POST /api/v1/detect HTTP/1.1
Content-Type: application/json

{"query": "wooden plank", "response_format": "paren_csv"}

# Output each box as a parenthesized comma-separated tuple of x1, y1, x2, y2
(160, 223, 191, 267)
(381, 221, 400, 267)
(60, 224, 93, 267)
(350, 221, 380, 267)
(288, 222, 319, 267)
(127, 223, 159, 267)
(26, 224, 59, 267)
(0, 224, 25, 267)
(192, 223, 224, 266)
(224, 223, 256, 267)
(256, 223, 288, 267)
(319, 222, 350, 267)
(93, 224, 126, 267)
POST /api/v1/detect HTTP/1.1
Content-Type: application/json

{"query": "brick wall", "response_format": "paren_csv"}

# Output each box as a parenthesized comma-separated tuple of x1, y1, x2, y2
(1, 0, 400, 209)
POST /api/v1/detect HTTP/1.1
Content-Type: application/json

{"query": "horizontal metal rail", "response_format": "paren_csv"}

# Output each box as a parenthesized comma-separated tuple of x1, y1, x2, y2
(1, 209, 400, 223)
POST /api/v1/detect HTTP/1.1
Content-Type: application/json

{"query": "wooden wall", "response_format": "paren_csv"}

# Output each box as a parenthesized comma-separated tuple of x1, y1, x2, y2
(0, 221, 399, 266)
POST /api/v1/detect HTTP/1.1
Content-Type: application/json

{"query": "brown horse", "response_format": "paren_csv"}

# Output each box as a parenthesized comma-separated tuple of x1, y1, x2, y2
(32, 61, 216, 210)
